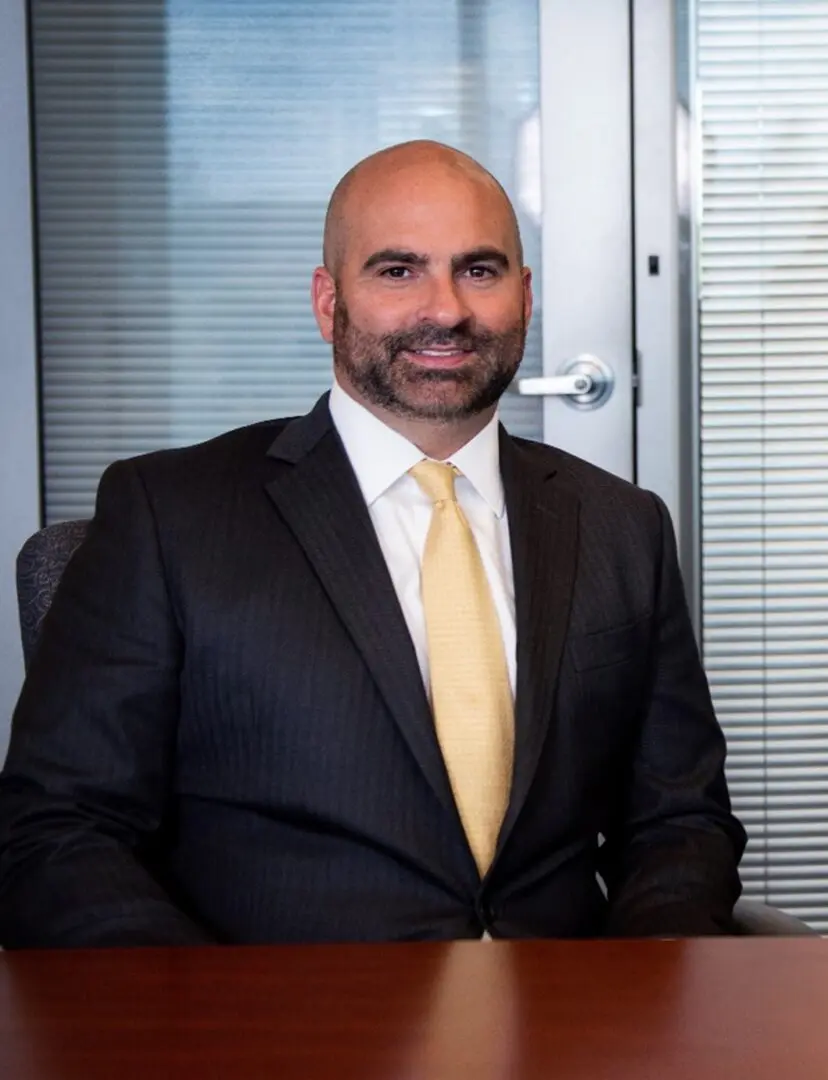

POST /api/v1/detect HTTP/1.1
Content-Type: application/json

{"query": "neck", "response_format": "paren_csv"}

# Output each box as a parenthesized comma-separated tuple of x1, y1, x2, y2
(390, 411, 495, 460)
(337, 382, 494, 459)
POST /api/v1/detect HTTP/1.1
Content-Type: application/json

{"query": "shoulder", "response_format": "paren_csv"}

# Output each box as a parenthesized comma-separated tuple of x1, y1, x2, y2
(140, 417, 294, 472)
(505, 434, 672, 573)
(100, 418, 296, 493)
(506, 438, 678, 600)
(87, 419, 302, 537)
(509, 435, 664, 518)
(85, 418, 305, 572)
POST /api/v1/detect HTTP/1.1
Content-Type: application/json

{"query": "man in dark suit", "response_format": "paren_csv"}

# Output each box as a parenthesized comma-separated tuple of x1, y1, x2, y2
(0, 141, 745, 948)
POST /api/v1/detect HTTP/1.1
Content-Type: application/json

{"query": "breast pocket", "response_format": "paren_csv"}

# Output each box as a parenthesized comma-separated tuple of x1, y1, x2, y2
(567, 617, 650, 673)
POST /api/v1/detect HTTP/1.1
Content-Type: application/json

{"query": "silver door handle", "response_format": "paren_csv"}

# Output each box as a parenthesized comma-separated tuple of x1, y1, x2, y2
(513, 355, 614, 410)
(515, 374, 593, 396)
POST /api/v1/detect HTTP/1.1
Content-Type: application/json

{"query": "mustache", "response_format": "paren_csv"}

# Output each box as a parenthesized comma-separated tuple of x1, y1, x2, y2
(383, 323, 499, 357)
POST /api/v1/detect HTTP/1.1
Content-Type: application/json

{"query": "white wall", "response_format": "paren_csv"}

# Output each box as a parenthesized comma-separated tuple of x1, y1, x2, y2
(0, 0, 41, 757)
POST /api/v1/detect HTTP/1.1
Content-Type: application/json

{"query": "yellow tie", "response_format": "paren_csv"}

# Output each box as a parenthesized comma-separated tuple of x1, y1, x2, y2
(410, 460, 514, 875)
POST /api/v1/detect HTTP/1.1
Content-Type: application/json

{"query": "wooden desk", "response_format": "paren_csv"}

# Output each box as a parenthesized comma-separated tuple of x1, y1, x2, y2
(0, 938, 826, 1079)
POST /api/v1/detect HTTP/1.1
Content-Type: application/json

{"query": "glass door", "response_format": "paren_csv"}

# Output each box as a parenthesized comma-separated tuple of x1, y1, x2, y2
(516, 0, 636, 481)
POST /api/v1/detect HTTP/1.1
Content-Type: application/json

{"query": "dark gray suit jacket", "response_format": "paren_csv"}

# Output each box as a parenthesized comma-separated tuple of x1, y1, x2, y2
(0, 395, 745, 947)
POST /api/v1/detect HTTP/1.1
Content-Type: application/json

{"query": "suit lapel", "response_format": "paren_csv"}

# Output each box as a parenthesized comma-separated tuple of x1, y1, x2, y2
(263, 400, 580, 863)
(263, 395, 457, 816)
(496, 430, 581, 853)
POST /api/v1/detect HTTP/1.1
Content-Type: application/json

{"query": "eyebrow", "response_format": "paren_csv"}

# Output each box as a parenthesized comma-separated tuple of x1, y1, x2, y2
(361, 246, 512, 273)
(362, 249, 428, 271)
(452, 247, 511, 273)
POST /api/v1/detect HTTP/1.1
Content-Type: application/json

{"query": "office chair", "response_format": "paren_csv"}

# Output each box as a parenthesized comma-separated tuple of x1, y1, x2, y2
(14, 521, 819, 937)
(16, 518, 88, 670)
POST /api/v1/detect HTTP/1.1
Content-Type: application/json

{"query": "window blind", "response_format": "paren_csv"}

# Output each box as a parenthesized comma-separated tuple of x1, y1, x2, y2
(31, 0, 543, 524)
(698, 0, 828, 929)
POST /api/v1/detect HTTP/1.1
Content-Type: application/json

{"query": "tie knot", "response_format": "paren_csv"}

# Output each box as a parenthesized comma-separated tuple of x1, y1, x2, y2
(410, 460, 459, 505)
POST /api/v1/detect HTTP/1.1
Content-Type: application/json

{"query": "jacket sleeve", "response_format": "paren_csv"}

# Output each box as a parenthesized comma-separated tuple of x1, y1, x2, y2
(0, 459, 213, 947)
(604, 493, 747, 937)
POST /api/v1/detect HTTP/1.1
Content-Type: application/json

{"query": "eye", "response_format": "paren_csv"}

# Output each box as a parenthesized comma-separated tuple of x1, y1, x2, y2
(465, 264, 498, 280)
(380, 265, 413, 279)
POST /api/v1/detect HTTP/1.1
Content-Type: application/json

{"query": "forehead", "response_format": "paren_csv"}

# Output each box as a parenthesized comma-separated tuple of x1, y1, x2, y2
(341, 165, 517, 263)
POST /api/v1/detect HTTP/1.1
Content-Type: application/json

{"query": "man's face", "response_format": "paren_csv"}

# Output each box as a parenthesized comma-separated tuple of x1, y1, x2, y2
(313, 163, 532, 423)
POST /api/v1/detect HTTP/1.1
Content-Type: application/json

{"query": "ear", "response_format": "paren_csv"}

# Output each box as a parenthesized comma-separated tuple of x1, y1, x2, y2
(311, 266, 336, 343)
(521, 267, 533, 326)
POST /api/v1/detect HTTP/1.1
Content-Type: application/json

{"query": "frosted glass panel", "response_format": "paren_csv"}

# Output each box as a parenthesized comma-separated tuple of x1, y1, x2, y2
(31, 0, 542, 522)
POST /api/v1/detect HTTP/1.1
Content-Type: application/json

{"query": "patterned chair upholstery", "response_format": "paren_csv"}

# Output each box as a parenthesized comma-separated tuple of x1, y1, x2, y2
(12, 519, 818, 936)
(16, 519, 89, 670)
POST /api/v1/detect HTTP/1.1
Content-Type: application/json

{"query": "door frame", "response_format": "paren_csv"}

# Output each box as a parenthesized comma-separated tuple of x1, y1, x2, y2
(0, 0, 41, 756)
(631, 0, 696, 617)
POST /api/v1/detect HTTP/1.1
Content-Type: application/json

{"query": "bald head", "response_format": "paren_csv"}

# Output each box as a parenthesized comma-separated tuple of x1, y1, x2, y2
(322, 141, 523, 279)
(310, 140, 533, 452)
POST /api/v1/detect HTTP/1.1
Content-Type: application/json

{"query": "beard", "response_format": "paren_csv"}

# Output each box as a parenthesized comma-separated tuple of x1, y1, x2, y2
(331, 295, 526, 421)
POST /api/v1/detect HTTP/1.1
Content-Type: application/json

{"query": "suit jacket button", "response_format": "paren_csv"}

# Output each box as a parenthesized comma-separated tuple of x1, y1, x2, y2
(476, 899, 498, 930)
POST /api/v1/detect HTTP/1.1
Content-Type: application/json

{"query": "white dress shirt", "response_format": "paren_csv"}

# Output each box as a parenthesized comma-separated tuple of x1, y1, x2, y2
(328, 379, 516, 699)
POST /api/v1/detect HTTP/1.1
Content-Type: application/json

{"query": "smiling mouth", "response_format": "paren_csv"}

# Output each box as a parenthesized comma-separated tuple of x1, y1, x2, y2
(402, 347, 475, 368)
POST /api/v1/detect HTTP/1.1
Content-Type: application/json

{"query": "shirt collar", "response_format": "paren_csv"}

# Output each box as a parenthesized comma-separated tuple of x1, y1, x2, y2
(329, 379, 505, 517)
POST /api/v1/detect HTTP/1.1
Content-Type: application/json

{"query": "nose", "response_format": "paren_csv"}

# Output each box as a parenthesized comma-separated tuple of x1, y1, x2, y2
(419, 271, 471, 327)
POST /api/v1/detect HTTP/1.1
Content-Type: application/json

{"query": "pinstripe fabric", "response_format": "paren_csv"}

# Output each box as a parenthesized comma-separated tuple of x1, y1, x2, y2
(0, 395, 745, 947)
